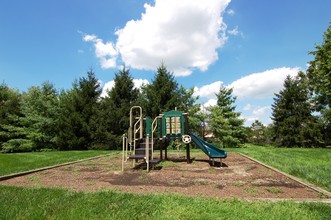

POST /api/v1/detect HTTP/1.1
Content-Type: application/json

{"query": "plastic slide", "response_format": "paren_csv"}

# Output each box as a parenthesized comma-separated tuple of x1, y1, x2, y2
(189, 133, 227, 158)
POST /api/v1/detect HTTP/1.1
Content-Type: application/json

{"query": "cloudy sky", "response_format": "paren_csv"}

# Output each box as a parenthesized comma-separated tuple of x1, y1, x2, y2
(1, 0, 330, 125)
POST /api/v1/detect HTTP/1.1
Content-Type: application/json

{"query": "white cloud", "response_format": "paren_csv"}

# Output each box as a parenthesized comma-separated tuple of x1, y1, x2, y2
(241, 105, 273, 126)
(101, 78, 149, 97)
(203, 98, 217, 108)
(245, 116, 259, 123)
(83, 34, 118, 69)
(101, 80, 115, 97)
(193, 81, 223, 98)
(243, 104, 252, 111)
(200, 98, 218, 112)
(228, 26, 239, 36)
(83, 34, 97, 42)
(230, 67, 300, 99)
(252, 106, 271, 116)
(227, 9, 235, 15)
(84, 0, 231, 76)
(133, 79, 149, 89)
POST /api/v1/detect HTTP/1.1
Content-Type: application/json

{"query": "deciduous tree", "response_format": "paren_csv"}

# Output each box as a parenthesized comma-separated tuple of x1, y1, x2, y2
(307, 23, 331, 145)
(0, 83, 22, 151)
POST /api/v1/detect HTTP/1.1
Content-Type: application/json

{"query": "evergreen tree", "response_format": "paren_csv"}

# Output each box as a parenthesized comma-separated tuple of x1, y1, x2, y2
(271, 73, 323, 147)
(307, 23, 331, 145)
(248, 120, 266, 145)
(177, 86, 201, 134)
(56, 70, 101, 150)
(97, 67, 139, 149)
(142, 64, 179, 117)
(208, 87, 246, 147)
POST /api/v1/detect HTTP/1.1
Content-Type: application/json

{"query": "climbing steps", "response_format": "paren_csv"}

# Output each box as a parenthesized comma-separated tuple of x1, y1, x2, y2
(127, 138, 161, 169)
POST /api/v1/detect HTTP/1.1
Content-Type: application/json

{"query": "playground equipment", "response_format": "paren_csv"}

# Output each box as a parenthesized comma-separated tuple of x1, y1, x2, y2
(122, 106, 227, 171)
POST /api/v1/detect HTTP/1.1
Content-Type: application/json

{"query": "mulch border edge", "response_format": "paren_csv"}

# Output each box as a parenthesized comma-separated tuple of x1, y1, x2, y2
(0, 154, 111, 181)
(239, 152, 331, 198)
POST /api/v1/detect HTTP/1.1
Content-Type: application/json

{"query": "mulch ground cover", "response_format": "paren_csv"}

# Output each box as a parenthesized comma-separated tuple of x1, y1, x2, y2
(1, 152, 329, 200)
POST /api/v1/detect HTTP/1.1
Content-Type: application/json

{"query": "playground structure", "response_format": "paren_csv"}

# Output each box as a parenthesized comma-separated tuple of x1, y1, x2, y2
(122, 106, 227, 171)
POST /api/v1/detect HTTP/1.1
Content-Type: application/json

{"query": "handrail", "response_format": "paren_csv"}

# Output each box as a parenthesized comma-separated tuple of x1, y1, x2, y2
(129, 106, 143, 141)
(121, 134, 128, 172)
(127, 127, 132, 153)
(133, 118, 141, 155)
(123, 105, 144, 172)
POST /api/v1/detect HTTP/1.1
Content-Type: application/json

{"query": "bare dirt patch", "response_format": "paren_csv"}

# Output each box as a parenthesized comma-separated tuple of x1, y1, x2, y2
(1, 152, 329, 200)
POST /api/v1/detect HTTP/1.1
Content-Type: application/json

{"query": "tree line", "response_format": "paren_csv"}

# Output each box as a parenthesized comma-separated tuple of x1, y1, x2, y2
(1, 24, 330, 152)
(248, 23, 331, 148)
(0, 64, 245, 153)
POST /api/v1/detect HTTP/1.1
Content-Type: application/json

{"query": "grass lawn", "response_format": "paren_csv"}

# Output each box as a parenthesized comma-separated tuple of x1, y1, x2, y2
(225, 145, 331, 192)
(0, 185, 330, 220)
(1, 147, 331, 219)
(0, 150, 112, 176)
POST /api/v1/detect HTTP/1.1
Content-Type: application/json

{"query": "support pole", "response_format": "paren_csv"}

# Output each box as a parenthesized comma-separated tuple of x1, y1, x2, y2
(160, 141, 163, 160)
(122, 134, 125, 172)
(186, 143, 191, 163)
(165, 140, 168, 160)
(184, 113, 190, 164)
(146, 134, 150, 172)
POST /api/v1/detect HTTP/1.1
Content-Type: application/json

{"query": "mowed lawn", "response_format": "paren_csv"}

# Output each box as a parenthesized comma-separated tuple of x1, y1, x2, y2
(0, 147, 331, 219)
(0, 185, 330, 220)
(228, 145, 331, 192)
(0, 150, 111, 176)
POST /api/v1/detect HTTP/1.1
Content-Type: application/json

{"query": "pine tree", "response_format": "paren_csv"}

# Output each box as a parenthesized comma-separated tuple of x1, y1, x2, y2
(142, 64, 179, 117)
(177, 86, 201, 134)
(97, 67, 139, 149)
(248, 120, 266, 145)
(271, 72, 323, 147)
(208, 87, 246, 147)
(56, 70, 102, 150)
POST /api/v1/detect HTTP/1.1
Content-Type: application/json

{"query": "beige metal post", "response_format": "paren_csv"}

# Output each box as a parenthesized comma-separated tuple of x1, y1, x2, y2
(122, 134, 126, 172)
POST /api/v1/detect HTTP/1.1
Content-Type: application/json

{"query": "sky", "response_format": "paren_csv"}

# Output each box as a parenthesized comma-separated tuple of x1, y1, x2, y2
(1, 0, 330, 126)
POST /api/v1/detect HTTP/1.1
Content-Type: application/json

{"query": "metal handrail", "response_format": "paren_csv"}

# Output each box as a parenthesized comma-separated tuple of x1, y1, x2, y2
(122, 134, 128, 172)
(129, 106, 143, 141)
(133, 118, 141, 155)
(127, 128, 132, 153)
(123, 106, 143, 172)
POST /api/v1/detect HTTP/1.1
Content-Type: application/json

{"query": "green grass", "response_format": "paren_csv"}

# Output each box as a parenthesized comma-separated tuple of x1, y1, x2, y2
(0, 185, 330, 220)
(226, 144, 331, 192)
(0, 150, 112, 176)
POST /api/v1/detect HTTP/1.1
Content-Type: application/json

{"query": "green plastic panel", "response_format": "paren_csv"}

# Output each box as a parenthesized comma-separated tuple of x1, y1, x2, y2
(162, 110, 185, 138)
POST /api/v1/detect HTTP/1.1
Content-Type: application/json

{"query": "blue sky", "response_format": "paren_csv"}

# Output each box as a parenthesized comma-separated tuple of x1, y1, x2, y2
(1, 0, 330, 125)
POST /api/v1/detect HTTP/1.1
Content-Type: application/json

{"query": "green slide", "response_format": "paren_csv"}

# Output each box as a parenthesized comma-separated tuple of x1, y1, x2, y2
(189, 133, 227, 158)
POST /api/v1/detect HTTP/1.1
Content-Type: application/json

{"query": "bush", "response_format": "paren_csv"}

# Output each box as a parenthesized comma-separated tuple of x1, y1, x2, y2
(1, 139, 34, 153)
